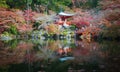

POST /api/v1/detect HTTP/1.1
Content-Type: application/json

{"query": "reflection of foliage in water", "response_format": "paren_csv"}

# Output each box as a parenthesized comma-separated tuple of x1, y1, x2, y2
(45, 60, 70, 72)
(32, 59, 101, 72)
(36, 46, 56, 60)
(99, 41, 120, 57)
(0, 39, 34, 68)
(31, 39, 57, 60)
(30, 39, 76, 60)
(2, 39, 20, 49)
(99, 41, 120, 72)
(0, 39, 118, 72)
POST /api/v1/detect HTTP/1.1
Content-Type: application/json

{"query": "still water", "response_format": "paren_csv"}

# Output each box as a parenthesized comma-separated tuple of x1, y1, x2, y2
(0, 39, 119, 72)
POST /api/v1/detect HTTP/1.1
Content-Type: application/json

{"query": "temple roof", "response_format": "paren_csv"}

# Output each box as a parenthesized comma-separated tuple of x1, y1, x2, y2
(58, 12, 75, 16)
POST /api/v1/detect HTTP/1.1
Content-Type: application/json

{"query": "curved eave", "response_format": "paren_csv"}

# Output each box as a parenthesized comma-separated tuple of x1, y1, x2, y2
(58, 12, 75, 16)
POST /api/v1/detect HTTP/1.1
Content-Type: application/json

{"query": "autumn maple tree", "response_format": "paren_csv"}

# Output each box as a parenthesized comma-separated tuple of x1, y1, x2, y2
(99, 0, 120, 24)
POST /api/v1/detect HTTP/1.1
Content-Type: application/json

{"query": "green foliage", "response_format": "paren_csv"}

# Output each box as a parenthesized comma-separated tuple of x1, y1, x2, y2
(8, 25, 18, 35)
(33, 22, 41, 30)
(6, 0, 72, 12)
(0, 31, 13, 40)
(51, 0, 71, 12)
(87, 0, 99, 8)
(4, 0, 99, 11)
(6, 0, 27, 9)
(0, 0, 9, 8)
(75, 0, 99, 9)
(3, 39, 19, 49)
(100, 41, 120, 56)
(69, 25, 76, 30)
(45, 60, 70, 72)
(1, 31, 12, 36)
(27, 0, 32, 5)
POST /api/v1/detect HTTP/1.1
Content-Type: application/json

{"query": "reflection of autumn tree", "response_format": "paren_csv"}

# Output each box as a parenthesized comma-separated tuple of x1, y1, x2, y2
(36, 46, 56, 60)
(47, 40, 73, 56)
(72, 40, 105, 62)
(35, 39, 75, 60)
(0, 41, 34, 67)
(99, 41, 120, 72)
(47, 40, 61, 51)
(0, 41, 5, 48)
(99, 41, 120, 58)
(0, 48, 24, 67)
(35, 40, 62, 60)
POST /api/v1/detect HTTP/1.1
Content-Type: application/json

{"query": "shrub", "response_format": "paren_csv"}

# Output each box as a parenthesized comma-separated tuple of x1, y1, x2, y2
(100, 24, 120, 40)
(8, 25, 18, 35)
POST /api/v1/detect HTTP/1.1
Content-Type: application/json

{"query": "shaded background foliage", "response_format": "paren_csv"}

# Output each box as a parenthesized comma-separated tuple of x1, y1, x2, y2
(5, 0, 72, 13)
(3, 0, 100, 12)
(0, 0, 9, 8)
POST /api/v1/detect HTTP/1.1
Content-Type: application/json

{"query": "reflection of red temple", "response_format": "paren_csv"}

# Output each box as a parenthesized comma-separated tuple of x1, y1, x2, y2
(57, 12, 75, 27)
(57, 47, 72, 55)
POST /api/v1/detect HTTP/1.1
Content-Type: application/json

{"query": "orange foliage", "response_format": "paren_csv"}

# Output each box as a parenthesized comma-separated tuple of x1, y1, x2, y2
(66, 21, 72, 25)
(17, 24, 33, 33)
(0, 9, 25, 25)
(45, 24, 60, 34)
(99, 19, 111, 27)
(0, 9, 16, 33)
(0, 8, 33, 34)
(76, 26, 101, 37)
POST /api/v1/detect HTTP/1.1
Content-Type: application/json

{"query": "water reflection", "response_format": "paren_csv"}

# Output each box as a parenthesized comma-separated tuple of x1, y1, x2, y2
(0, 39, 119, 72)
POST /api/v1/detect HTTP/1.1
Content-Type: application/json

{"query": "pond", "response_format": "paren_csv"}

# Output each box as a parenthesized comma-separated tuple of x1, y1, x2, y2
(0, 39, 119, 72)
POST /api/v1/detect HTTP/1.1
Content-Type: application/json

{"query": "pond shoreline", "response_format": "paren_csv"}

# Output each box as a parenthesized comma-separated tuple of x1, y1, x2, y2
(1, 33, 120, 41)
